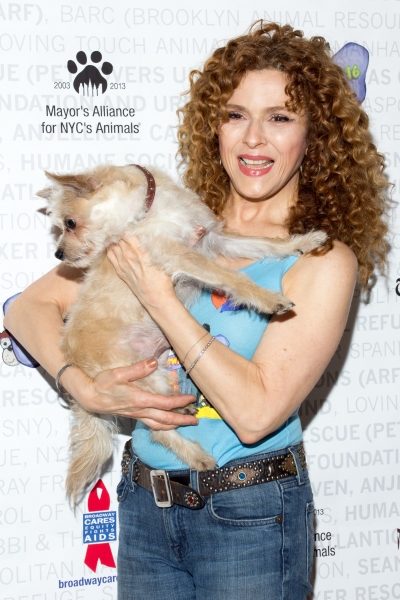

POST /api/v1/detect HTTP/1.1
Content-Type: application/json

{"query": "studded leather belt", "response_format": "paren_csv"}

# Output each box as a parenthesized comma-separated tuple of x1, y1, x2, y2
(121, 439, 306, 510)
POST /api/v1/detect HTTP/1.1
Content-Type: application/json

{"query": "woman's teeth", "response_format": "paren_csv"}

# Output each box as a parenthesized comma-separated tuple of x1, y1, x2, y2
(239, 158, 273, 168)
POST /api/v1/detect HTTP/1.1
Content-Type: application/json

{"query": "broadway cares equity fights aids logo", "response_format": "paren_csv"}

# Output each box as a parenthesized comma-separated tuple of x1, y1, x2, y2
(83, 480, 117, 572)
(58, 480, 117, 591)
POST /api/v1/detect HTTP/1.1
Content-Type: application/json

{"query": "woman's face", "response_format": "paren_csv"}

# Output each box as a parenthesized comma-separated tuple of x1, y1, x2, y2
(218, 69, 308, 206)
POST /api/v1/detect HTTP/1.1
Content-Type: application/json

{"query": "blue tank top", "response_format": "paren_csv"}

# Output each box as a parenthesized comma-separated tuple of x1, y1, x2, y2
(132, 255, 302, 470)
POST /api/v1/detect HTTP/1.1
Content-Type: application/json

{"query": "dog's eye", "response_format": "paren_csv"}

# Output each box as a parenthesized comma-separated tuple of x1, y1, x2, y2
(65, 219, 76, 230)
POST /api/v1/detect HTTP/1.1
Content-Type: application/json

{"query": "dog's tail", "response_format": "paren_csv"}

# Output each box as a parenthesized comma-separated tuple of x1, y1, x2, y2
(66, 403, 118, 505)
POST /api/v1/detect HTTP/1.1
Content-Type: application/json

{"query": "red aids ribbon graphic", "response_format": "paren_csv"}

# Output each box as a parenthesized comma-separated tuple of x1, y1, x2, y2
(88, 479, 110, 512)
(84, 479, 116, 572)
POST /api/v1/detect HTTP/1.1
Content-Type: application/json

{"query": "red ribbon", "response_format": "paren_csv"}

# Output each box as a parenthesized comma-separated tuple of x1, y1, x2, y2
(84, 479, 116, 572)
(88, 479, 110, 511)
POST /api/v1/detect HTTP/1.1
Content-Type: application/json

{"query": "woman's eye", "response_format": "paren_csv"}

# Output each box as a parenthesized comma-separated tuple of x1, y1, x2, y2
(228, 111, 243, 120)
(271, 114, 291, 123)
(65, 219, 76, 230)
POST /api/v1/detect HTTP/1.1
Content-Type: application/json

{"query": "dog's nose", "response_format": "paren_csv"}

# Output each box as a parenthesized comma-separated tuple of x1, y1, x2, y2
(55, 249, 64, 261)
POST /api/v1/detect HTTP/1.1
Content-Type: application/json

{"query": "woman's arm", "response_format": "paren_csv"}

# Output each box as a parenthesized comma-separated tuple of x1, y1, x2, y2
(3, 264, 198, 431)
(108, 238, 358, 444)
(4, 263, 82, 380)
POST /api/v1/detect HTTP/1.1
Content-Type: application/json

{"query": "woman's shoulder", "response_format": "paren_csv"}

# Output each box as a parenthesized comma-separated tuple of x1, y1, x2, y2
(283, 240, 358, 296)
(303, 239, 357, 270)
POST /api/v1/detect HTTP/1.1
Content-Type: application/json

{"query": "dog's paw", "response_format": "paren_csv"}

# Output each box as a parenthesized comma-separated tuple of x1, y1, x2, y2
(252, 291, 295, 315)
(274, 299, 295, 315)
(178, 404, 198, 416)
(293, 230, 328, 255)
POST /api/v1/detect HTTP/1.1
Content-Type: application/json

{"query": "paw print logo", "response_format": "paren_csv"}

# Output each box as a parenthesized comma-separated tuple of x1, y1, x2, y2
(67, 51, 113, 96)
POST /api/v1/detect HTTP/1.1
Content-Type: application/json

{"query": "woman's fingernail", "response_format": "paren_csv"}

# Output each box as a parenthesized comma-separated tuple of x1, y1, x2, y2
(146, 357, 158, 368)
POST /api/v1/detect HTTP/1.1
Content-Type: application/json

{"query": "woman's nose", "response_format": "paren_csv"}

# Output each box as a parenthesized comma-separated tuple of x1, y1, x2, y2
(242, 120, 266, 147)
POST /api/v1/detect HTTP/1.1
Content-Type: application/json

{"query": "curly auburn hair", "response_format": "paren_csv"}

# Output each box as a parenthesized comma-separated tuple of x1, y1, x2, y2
(177, 21, 389, 288)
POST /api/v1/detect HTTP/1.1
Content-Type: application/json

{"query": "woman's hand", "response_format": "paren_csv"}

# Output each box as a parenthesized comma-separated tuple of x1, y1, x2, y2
(61, 359, 198, 431)
(107, 235, 174, 310)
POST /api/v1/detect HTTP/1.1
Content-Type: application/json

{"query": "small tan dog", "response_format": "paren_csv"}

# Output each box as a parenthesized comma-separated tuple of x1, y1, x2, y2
(38, 164, 326, 504)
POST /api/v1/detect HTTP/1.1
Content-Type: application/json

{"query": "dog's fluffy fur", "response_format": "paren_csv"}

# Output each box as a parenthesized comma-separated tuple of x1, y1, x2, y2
(38, 164, 326, 504)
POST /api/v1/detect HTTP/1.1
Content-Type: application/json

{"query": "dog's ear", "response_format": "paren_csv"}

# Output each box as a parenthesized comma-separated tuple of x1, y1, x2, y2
(36, 186, 52, 200)
(86, 177, 101, 191)
(43, 171, 102, 195)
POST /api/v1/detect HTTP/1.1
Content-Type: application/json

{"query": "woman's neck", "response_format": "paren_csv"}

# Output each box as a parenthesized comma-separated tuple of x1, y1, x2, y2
(215, 195, 293, 271)
(222, 195, 291, 239)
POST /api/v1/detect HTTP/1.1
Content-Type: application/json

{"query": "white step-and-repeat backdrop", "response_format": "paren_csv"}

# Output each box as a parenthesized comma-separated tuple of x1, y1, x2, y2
(1, 1, 399, 598)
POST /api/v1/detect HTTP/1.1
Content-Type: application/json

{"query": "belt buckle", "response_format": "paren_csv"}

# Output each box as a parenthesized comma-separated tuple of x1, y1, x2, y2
(150, 469, 173, 508)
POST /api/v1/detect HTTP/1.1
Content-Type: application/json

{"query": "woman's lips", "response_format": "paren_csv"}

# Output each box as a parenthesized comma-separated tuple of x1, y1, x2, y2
(238, 156, 274, 177)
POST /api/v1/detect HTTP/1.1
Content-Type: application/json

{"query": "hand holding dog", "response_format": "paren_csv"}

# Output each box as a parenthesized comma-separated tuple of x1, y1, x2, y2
(63, 359, 198, 431)
(107, 226, 207, 310)
(107, 235, 175, 311)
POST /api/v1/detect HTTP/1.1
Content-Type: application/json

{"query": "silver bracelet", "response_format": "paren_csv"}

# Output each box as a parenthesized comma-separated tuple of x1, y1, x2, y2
(55, 364, 75, 395)
(186, 337, 215, 375)
(182, 332, 208, 364)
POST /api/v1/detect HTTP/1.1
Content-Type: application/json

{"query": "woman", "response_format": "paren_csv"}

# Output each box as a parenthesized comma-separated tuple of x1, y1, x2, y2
(5, 21, 388, 599)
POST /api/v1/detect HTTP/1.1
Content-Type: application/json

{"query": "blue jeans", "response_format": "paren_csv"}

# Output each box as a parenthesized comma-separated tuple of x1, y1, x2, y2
(117, 444, 314, 600)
